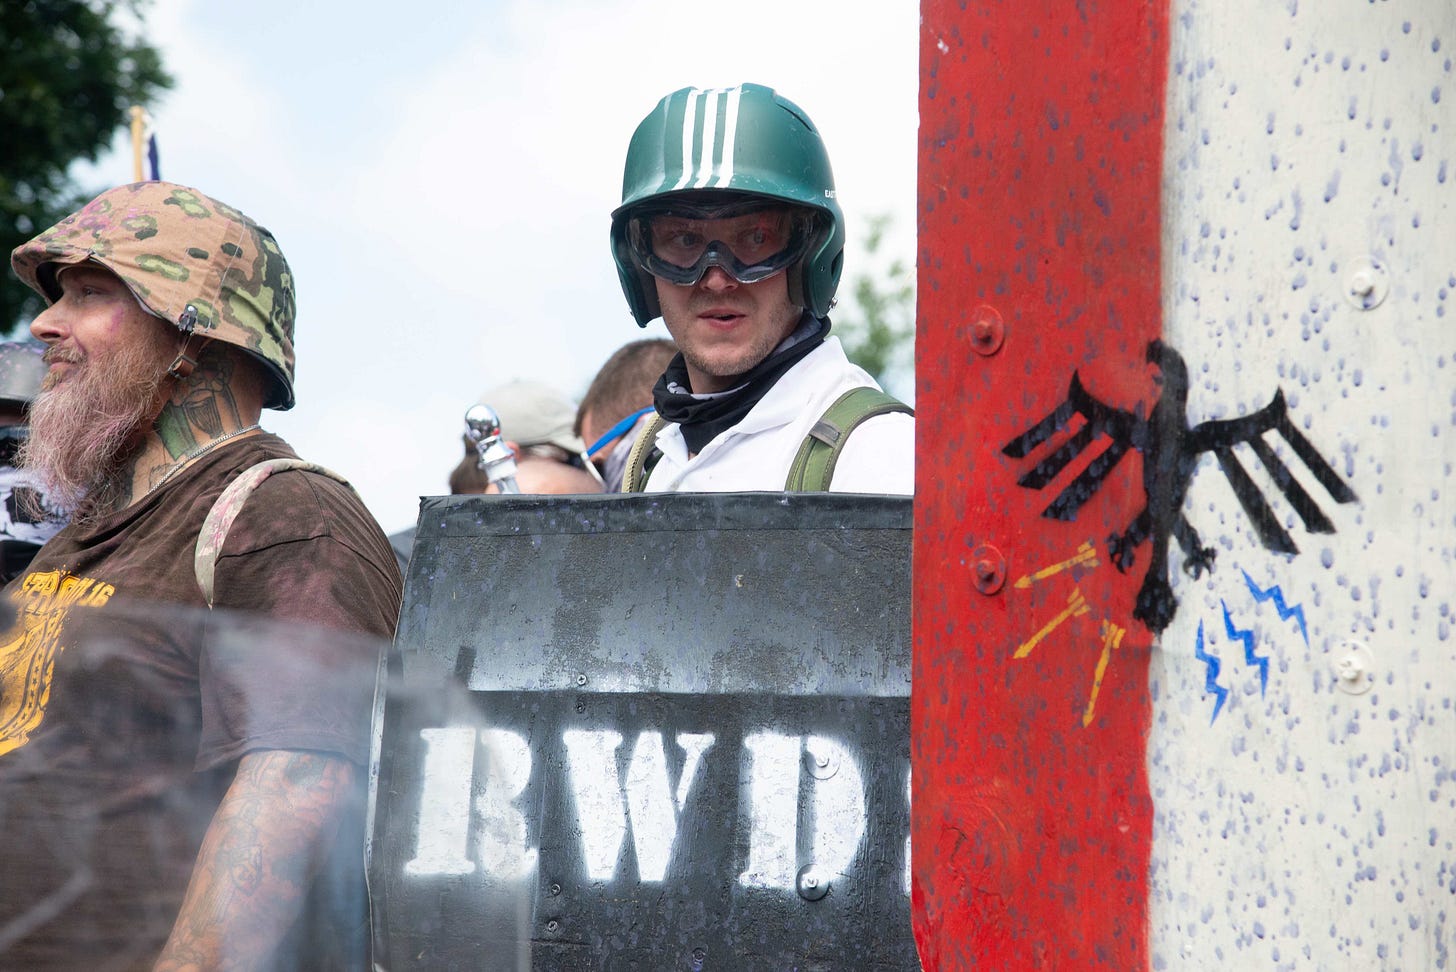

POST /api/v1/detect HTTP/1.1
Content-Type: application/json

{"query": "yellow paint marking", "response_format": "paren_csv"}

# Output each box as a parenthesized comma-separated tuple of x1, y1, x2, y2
(1012, 542, 1100, 589)
(1081, 621, 1127, 727)
(1014, 588, 1090, 659)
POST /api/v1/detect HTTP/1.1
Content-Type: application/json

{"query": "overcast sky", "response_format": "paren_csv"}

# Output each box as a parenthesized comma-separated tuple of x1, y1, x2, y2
(80, 0, 919, 531)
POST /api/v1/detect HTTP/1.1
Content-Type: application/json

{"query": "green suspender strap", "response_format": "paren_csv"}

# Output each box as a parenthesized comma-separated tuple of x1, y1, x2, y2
(622, 413, 668, 493)
(784, 387, 914, 491)
(194, 458, 354, 607)
(624, 388, 911, 493)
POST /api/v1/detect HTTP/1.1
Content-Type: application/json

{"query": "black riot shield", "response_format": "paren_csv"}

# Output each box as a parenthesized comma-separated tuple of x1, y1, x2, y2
(370, 493, 914, 971)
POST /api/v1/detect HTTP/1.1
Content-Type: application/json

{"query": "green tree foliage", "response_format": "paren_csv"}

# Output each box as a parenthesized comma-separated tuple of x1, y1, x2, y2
(835, 213, 914, 398)
(0, 0, 171, 333)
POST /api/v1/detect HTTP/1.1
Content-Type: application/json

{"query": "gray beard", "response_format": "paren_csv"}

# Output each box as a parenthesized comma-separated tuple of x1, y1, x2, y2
(17, 342, 171, 523)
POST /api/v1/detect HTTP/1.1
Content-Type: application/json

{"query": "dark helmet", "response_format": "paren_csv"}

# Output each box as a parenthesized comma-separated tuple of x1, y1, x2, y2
(0, 341, 46, 472)
(0, 342, 47, 411)
(610, 83, 845, 326)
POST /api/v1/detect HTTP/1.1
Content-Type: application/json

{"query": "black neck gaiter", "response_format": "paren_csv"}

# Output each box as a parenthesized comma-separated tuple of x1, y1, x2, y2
(653, 315, 830, 454)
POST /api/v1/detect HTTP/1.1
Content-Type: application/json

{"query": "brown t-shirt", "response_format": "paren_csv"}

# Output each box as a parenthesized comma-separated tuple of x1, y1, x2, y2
(0, 432, 402, 969)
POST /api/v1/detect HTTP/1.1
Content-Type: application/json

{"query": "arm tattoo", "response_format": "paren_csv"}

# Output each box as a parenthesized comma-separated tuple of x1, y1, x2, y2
(154, 750, 357, 971)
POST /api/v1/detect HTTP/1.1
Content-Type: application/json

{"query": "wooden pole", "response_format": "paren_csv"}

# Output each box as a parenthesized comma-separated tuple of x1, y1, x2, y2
(129, 106, 145, 182)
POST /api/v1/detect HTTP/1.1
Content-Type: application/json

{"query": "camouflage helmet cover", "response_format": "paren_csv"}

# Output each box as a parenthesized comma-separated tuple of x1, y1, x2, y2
(610, 83, 846, 325)
(10, 181, 297, 410)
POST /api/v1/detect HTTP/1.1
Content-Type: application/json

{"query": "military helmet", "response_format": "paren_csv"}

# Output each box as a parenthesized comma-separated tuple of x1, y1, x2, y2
(10, 181, 297, 410)
(610, 83, 845, 326)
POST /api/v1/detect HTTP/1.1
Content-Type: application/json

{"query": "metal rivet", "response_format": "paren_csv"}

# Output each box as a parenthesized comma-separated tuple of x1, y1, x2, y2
(546, 919, 560, 933)
(796, 865, 829, 901)
(966, 304, 1005, 356)
(806, 744, 839, 779)
(970, 543, 1007, 595)
(1343, 256, 1388, 310)
(576, 673, 588, 686)
(1333, 640, 1374, 695)
(549, 883, 562, 896)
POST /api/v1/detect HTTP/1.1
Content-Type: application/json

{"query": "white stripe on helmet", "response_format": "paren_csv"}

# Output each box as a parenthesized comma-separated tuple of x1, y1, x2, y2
(713, 86, 741, 188)
(665, 86, 744, 192)
(671, 87, 703, 192)
(690, 88, 723, 189)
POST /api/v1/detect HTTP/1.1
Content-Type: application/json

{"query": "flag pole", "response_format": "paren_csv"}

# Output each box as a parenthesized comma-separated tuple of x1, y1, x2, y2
(129, 106, 146, 182)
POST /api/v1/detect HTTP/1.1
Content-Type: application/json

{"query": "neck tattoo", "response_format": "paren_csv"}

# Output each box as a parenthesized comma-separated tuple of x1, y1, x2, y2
(145, 424, 261, 498)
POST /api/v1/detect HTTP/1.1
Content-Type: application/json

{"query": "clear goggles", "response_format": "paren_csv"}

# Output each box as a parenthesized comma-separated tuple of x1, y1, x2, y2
(626, 203, 820, 286)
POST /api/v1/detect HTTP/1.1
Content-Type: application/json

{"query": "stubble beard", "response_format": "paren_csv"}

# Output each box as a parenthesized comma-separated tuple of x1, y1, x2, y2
(18, 338, 174, 522)
(673, 299, 800, 392)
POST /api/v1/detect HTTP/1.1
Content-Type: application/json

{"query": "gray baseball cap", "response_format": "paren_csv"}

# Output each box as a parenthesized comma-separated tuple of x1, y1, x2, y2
(475, 380, 586, 454)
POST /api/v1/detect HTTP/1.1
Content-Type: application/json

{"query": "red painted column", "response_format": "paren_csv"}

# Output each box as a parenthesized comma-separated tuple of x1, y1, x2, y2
(913, 1, 1170, 968)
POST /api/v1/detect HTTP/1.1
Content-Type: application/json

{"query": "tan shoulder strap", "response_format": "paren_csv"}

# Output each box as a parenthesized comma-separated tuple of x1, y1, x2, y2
(194, 458, 353, 607)
(621, 413, 668, 493)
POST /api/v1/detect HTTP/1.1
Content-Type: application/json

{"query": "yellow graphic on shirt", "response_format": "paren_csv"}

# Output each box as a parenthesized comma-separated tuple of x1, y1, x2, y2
(0, 569, 115, 757)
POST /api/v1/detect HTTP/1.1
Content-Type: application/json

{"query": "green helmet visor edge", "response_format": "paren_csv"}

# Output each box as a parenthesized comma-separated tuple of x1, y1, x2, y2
(626, 203, 823, 287)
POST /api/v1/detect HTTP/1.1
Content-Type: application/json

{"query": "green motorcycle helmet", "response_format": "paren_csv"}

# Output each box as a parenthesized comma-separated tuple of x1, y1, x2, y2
(611, 83, 845, 326)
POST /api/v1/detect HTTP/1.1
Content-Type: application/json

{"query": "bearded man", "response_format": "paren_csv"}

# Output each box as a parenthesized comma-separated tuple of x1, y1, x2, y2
(0, 182, 401, 970)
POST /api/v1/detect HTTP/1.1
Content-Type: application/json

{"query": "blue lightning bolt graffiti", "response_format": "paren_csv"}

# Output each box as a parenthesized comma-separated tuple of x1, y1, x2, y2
(1193, 621, 1228, 724)
(1241, 569, 1310, 645)
(1221, 600, 1269, 696)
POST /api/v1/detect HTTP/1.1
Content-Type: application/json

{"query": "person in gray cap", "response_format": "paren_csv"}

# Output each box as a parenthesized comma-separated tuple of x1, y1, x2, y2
(389, 381, 603, 575)
(446, 379, 603, 495)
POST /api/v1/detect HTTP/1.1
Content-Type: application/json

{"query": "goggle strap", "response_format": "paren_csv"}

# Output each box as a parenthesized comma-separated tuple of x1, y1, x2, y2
(586, 406, 657, 458)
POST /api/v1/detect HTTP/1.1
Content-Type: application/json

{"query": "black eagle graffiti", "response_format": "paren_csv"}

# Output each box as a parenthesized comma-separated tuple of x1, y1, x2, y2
(1002, 340, 1358, 633)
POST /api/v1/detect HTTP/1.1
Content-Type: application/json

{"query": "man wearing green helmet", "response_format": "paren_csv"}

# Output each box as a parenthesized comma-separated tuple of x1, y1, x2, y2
(610, 83, 914, 493)
(0, 182, 400, 969)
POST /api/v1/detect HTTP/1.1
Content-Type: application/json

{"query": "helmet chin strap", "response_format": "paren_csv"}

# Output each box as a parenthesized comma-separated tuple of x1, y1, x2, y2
(167, 303, 212, 382)
(167, 332, 213, 383)
(150, 330, 219, 444)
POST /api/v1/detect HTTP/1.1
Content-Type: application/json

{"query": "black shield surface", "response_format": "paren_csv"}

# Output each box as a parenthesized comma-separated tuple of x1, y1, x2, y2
(371, 493, 913, 970)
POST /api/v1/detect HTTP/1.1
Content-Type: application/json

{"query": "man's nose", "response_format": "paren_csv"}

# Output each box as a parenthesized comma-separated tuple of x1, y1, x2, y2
(697, 265, 739, 291)
(29, 302, 67, 344)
